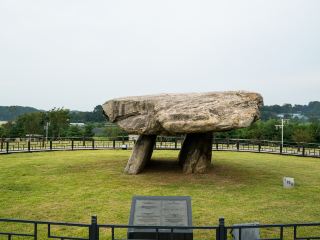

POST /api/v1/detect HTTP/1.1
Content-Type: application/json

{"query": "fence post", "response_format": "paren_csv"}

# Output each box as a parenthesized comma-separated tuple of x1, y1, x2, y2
(216, 217, 227, 240)
(92, 139, 95, 150)
(71, 139, 74, 150)
(28, 141, 31, 152)
(175, 138, 177, 149)
(50, 140, 52, 151)
(236, 141, 239, 151)
(280, 144, 283, 154)
(302, 145, 305, 156)
(0, 139, 3, 151)
(89, 215, 99, 240)
(113, 139, 116, 149)
(258, 142, 261, 152)
(6, 141, 9, 154)
(83, 137, 85, 147)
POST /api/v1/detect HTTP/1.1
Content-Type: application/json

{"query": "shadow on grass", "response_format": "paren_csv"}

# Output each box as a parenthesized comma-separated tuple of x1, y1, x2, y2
(144, 158, 181, 173)
(141, 157, 278, 186)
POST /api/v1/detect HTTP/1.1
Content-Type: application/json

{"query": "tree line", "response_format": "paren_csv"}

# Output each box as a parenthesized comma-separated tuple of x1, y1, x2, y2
(0, 105, 106, 123)
(215, 118, 320, 143)
(1, 101, 320, 122)
(261, 101, 320, 120)
(0, 103, 320, 143)
(0, 108, 94, 139)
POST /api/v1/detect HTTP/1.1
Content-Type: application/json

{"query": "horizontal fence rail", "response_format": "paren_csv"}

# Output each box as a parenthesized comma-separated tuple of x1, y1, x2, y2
(1, 216, 320, 240)
(0, 137, 319, 158)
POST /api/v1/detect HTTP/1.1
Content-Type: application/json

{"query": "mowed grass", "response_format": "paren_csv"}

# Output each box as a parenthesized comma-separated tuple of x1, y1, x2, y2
(0, 150, 320, 238)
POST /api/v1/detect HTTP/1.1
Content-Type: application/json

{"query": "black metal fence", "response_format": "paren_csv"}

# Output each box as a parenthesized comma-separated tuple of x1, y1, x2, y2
(0, 137, 319, 158)
(1, 216, 320, 240)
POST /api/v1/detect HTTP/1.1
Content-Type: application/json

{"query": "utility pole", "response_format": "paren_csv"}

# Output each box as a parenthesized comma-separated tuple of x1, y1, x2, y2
(45, 122, 50, 141)
(275, 118, 289, 149)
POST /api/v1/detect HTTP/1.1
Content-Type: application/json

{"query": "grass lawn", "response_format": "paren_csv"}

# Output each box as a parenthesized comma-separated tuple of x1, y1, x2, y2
(0, 150, 320, 239)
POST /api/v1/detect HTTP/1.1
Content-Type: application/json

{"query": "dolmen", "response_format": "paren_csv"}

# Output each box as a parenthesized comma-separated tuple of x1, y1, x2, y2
(102, 91, 263, 174)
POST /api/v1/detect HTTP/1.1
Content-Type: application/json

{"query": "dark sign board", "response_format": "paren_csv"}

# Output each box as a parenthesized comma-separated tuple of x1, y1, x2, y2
(128, 196, 193, 240)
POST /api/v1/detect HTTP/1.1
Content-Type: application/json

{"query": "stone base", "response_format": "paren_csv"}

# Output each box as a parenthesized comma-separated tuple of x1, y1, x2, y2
(178, 132, 213, 173)
(124, 135, 157, 174)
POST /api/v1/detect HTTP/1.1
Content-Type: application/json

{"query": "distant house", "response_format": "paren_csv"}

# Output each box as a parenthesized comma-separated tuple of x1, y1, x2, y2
(276, 113, 308, 120)
(291, 113, 308, 120)
(0, 121, 7, 126)
(26, 134, 43, 141)
(70, 123, 85, 127)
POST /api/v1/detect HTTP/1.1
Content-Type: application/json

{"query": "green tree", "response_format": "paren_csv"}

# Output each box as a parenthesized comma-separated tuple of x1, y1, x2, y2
(5, 121, 22, 137)
(0, 126, 5, 138)
(69, 105, 106, 123)
(91, 105, 105, 122)
(292, 128, 314, 143)
(84, 124, 94, 137)
(309, 119, 320, 142)
(104, 125, 127, 138)
(67, 125, 83, 137)
(16, 112, 46, 136)
(48, 108, 70, 139)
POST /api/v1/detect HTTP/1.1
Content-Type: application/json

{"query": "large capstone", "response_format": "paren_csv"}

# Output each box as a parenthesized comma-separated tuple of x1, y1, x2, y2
(103, 91, 263, 135)
(102, 91, 263, 174)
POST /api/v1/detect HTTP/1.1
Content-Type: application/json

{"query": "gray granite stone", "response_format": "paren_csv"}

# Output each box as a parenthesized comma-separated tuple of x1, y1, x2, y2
(128, 196, 193, 240)
(178, 132, 213, 173)
(102, 91, 263, 174)
(102, 91, 263, 135)
(124, 135, 156, 174)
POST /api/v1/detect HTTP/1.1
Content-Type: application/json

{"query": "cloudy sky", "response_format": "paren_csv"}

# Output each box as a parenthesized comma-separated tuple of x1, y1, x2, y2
(0, 0, 319, 111)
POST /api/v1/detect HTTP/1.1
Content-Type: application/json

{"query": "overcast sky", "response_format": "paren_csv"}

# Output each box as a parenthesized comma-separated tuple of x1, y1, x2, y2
(0, 0, 319, 111)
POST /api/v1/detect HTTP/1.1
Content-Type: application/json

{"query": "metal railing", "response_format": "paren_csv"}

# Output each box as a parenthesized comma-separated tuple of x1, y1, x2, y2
(0, 137, 319, 158)
(1, 216, 320, 240)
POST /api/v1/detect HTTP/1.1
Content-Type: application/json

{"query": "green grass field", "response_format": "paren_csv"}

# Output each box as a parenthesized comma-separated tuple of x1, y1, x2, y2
(0, 150, 320, 239)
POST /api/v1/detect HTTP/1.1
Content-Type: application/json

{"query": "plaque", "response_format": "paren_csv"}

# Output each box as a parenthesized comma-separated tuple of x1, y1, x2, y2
(283, 177, 294, 188)
(231, 223, 260, 240)
(128, 196, 193, 240)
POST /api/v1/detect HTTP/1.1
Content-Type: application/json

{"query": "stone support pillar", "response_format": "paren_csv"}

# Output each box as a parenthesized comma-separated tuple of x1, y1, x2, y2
(178, 132, 213, 173)
(124, 135, 157, 174)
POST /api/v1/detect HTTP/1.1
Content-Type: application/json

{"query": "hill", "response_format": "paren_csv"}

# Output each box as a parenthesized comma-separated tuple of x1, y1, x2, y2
(0, 105, 105, 123)
(0, 106, 42, 121)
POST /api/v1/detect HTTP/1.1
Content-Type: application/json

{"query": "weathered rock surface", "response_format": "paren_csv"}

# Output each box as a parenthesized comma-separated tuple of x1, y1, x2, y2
(124, 135, 156, 174)
(102, 91, 263, 174)
(178, 132, 213, 173)
(102, 91, 263, 135)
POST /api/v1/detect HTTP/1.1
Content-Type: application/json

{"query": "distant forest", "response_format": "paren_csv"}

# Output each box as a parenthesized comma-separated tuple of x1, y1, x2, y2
(1, 101, 320, 122)
(0, 105, 105, 122)
(261, 101, 320, 120)
(0, 106, 42, 121)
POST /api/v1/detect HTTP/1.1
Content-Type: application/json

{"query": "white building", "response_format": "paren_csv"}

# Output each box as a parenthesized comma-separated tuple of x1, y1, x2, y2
(0, 121, 8, 126)
(70, 122, 85, 127)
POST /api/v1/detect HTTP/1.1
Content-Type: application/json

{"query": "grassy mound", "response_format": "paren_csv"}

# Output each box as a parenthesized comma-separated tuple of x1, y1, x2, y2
(0, 150, 319, 238)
